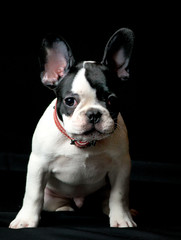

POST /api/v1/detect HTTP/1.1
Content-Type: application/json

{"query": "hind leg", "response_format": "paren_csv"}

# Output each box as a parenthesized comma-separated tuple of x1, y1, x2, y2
(44, 187, 74, 212)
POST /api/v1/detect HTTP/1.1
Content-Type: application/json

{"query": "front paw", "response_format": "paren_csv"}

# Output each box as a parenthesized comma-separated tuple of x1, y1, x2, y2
(110, 211, 137, 228)
(9, 213, 39, 229)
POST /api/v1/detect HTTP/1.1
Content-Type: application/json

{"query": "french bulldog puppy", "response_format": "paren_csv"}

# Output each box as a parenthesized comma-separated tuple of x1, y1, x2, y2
(9, 28, 136, 228)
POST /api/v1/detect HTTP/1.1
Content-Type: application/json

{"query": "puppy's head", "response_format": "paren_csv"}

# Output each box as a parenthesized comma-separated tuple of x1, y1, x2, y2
(39, 28, 134, 142)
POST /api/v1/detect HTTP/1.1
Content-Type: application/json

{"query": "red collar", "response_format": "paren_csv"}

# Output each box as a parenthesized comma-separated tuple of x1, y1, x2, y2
(53, 100, 96, 148)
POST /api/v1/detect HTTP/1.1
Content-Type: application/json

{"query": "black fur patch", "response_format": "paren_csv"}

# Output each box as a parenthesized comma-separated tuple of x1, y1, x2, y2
(84, 62, 120, 119)
(55, 65, 80, 120)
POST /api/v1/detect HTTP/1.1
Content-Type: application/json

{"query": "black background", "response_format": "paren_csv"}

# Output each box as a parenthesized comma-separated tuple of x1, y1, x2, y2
(0, 2, 180, 240)
(0, 2, 178, 163)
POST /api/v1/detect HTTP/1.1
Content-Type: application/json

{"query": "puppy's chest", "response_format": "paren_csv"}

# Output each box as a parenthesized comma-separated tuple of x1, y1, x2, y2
(49, 153, 112, 185)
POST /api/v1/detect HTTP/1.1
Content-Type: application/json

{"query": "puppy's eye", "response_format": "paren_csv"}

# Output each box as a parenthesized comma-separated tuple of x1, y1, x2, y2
(107, 94, 118, 106)
(64, 97, 77, 107)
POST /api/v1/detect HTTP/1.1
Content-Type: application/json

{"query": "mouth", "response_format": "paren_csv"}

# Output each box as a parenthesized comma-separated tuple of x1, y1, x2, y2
(69, 127, 114, 142)
(83, 127, 97, 135)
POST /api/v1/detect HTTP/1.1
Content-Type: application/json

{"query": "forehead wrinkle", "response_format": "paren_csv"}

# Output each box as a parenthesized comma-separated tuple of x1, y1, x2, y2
(71, 68, 96, 102)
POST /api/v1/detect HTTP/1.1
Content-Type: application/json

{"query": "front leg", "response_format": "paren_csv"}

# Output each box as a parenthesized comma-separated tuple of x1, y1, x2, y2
(109, 154, 137, 228)
(9, 153, 49, 229)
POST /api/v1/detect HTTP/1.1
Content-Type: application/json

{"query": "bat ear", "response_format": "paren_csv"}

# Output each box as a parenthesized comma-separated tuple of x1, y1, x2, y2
(102, 28, 134, 81)
(39, 33, 75, 89)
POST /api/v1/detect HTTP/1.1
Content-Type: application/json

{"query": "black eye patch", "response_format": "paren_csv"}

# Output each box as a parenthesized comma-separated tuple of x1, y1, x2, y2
(106, 94, 119, 120)
(57, 93, 80, 120)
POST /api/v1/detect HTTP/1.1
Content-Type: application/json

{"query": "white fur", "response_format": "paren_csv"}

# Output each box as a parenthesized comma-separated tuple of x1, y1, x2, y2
(9, 72, 136, 228)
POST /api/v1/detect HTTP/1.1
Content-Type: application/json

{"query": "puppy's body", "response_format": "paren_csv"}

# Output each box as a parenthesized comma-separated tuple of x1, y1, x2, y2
(9, 28, 136, 228)
(33, 99, 129, 208)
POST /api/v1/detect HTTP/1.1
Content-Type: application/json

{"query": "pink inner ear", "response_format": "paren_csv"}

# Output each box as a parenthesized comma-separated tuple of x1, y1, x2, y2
(112, 48, 130, 79)
(42, 48, 67, 86)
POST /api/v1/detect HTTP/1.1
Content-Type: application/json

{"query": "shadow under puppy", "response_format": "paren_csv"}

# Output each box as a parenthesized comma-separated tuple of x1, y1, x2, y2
(9, 28, 136, 228)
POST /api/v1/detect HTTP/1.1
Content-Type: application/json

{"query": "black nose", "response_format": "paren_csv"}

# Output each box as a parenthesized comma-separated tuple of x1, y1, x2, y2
(86, 109, 102, 124)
